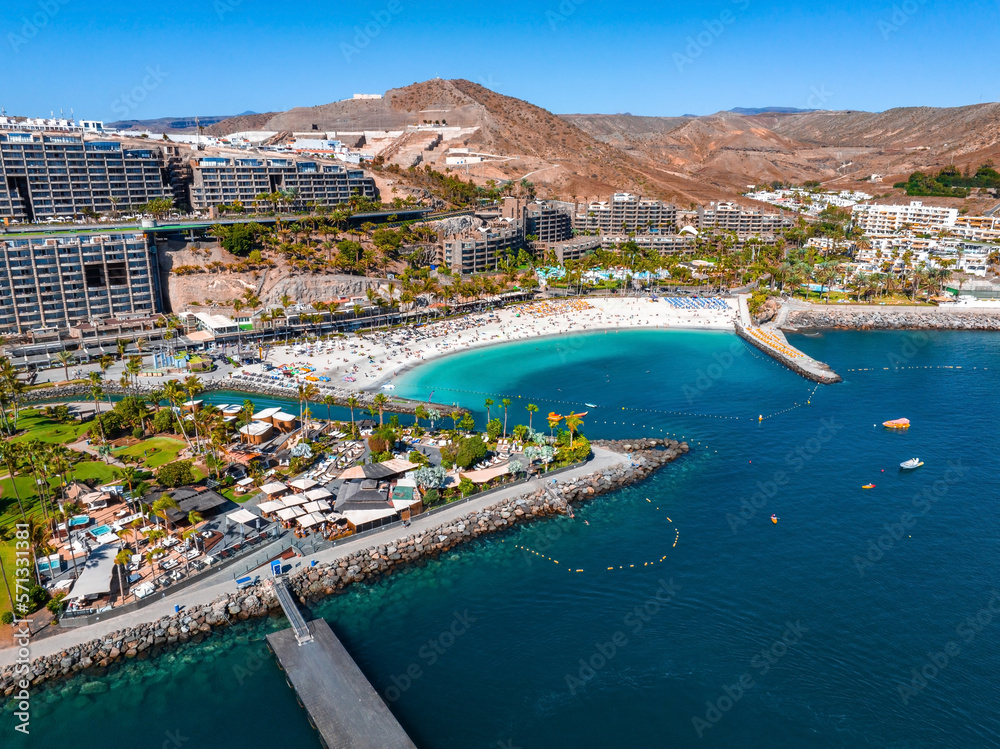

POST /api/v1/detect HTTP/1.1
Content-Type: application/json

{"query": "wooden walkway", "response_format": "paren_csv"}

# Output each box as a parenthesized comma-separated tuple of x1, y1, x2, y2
(267, 580, 415, 749)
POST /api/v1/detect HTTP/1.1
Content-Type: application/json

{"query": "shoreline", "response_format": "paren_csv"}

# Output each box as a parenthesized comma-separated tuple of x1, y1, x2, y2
(362, 322, 736, 393)
(0, 440, 687, 695)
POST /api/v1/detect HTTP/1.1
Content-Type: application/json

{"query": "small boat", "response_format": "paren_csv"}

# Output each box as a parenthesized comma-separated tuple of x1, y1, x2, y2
(900, 458, 924, 469)
(883, 418, 910, 429)
(584, 403, 598, 408)
(862, 484, 876, 489)
(771, 514, 778, 524)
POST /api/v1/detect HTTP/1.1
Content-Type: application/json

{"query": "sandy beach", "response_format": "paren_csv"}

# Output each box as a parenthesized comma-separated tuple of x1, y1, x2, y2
(238, 297, 737, 397)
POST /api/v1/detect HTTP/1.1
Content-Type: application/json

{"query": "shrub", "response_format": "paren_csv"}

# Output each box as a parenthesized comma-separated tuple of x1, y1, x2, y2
(46, 592, 67, 615)
(0, 611, 12, 625)
(131, 426, 144, 440)
(459, 477, 476, 497)
(422, 489, 440, 506)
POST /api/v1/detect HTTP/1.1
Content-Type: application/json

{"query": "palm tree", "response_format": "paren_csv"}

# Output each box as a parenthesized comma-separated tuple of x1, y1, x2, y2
(484, 398, 494, 422)
(526, 403, 538, 432)
(564, 413, 583, 449)
(182, 375, 204, 451)
(187, 510, 204, 528)
(346, 395, 359, 437)
(373, 392, 389, 427)
(163, 379, 192, 448)
(117, 465, 139, 510)
(151, 493, 180, 531)
(297, 382, 320, 438)
(0, 442, 27, 522)
(414, 405, 428, 431)
(53, 350, 74, 382)
(501, 398, 512, 438)
(322, 395, 336, 423)
(547, 413, 562, 443)
(114, 549, 133, 602)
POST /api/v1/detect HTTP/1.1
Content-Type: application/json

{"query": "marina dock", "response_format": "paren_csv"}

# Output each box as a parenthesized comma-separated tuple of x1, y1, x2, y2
(268, 579, 416, 749)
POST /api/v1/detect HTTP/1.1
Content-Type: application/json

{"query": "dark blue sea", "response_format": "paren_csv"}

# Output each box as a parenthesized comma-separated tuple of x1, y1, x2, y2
(9, 329, 1000, 748)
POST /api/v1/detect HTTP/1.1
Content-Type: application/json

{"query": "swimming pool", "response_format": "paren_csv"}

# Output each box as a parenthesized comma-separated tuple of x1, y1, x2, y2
(69, 515, 90, 528)
(89, 524, 113, 537)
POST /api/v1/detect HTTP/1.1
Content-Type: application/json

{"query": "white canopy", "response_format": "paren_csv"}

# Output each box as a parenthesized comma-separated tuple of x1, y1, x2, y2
(302, 500, 331, 513)
(282, 494, 308, 507)
(227, 509, 259, 526)
(276, 507, 305, 520)
(296, 512, 326, 529)
(260, 482, 288, 496)
(289, 477, 318, 491)
(65, 544, 117, 601)
(304, 487, 333, 501)
(257, 500, 284, 513)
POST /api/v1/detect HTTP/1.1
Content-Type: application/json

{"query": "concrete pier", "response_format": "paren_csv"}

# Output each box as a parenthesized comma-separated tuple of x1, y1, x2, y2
(268, 576, 415, 749)
(736, 295, 841, 384)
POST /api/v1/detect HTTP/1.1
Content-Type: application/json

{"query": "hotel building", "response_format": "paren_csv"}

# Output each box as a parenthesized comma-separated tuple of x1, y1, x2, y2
(184, 155, 377, 210)
(574, 193, 678, 234)
(0, 231, 158, 336)
(0, 131, 171, 221)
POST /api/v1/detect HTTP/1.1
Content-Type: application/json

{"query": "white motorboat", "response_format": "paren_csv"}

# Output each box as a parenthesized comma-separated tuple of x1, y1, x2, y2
(900, 458, 924, 469)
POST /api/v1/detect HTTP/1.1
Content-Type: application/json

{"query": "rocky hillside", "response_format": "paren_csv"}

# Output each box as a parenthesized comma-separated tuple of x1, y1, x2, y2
(204, 79, 1000, 204)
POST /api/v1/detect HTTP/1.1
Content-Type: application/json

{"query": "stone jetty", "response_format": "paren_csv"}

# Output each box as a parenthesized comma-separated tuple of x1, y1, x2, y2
(0, 438, 686, 697)
(786, 307, 1000, 331)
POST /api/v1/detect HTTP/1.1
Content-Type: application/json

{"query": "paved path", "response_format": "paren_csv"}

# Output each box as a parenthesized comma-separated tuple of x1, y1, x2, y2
(0, 571, 240, 667)
(297, 447, 628, 568)
(1, 448, 628, 666)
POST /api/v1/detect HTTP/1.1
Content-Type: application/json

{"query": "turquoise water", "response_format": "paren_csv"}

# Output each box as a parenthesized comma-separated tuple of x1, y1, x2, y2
(9, 329, 1000, 748)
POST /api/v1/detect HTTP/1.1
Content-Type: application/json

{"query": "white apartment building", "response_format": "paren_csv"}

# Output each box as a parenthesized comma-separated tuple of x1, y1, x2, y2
(696, 202, 792, 234)
(851, 201, 959, 235)
(574, 193, 678, 234)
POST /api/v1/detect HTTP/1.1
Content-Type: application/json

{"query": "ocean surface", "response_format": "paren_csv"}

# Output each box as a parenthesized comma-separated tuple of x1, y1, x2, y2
(8, 328, 1000, 749)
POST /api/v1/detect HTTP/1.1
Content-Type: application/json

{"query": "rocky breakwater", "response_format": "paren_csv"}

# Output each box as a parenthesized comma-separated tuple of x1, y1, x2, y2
(786, 307, 1000, 331)
(0, 439, 687, 696)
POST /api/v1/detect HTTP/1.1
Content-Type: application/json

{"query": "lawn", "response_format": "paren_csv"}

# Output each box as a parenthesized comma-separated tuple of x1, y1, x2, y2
(112, 437, 186, 468)
(69, 461, 120, 484)
(0, 539, 17, 618)
(10, 410, 93, 445)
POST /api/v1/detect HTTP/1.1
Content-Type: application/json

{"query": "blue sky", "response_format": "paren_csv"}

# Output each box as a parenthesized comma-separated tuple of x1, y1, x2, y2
(2, 0, 997, 122)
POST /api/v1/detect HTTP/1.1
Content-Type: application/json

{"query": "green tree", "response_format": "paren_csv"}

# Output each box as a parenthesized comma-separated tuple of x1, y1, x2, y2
(157, 461, 194, 489)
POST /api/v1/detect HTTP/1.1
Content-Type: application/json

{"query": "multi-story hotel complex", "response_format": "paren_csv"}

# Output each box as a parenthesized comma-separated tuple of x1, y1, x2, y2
(0, 232, 158, 336)
(0, 122, 379, 222)
(850, 201, 959, 235)
(183, 156, 377, 210)
(0, 132, 172, 221)
(574, 193, 678, 234)
(696, 202, 794, 234)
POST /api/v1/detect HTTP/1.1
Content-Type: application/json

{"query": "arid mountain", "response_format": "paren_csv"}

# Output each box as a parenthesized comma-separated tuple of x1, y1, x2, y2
(203, 80, 1000, 206)
(568, 104, 1000, 198)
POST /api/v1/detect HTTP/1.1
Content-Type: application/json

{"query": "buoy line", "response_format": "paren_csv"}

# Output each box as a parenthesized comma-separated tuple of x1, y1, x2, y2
(505, 497, 680, 573)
